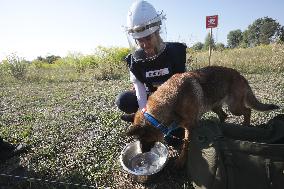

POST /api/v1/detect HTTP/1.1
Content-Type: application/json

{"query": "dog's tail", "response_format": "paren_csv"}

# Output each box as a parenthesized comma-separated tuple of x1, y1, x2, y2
(245, 87, 279, 111)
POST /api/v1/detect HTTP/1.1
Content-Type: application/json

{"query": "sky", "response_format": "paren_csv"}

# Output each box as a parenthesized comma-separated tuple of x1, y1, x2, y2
(1, 0, 284, 61)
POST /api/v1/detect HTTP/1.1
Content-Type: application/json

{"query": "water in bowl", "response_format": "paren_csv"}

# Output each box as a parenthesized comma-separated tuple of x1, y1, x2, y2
(130, 152, 161, 175)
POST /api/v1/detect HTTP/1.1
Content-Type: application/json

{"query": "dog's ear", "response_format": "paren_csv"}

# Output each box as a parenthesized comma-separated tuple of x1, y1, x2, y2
(126, 125, 145, 137)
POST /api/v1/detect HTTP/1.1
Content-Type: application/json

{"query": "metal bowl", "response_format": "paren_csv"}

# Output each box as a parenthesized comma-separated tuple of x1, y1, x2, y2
(120, 141, 169, 183)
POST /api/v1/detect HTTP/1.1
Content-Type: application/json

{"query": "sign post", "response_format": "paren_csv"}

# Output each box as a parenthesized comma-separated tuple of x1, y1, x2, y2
(206, 15, 218, 66)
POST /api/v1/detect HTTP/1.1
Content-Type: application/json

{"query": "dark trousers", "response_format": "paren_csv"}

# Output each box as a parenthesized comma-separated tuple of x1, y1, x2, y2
(115, 90, 139, 114)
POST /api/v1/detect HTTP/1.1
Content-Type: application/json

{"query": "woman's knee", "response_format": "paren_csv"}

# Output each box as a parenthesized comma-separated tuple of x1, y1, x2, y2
(115, 90, 138, 114)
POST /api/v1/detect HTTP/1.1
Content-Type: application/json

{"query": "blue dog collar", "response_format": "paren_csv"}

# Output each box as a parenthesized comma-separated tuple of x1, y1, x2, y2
(141, 108, 179, 137)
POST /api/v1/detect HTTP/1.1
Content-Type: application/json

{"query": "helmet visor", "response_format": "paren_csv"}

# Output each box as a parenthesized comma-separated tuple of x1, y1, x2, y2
(126, 11, 166, 39)
(128, 21, 162, 39)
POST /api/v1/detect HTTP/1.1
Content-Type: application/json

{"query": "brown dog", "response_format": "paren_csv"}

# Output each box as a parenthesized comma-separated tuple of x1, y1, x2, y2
(126, 66, 279, 168)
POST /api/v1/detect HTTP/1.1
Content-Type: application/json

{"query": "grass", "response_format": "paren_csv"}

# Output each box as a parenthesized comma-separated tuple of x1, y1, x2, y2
(0, 80, 129, 188)
(0, 45, 283, 188)
(188, 43, 284, 73)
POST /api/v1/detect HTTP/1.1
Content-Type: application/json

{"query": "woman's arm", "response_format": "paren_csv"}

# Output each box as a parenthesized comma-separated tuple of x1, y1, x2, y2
(130, 71, 147, 109)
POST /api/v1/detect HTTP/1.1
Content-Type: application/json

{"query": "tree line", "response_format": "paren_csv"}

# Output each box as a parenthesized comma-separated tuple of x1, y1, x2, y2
(192, 17, 284, 51)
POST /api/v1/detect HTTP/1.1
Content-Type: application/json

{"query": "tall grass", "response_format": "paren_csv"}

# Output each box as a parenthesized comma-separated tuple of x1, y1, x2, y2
(1, 44, 283, 85)
(0, 47, 130, 84)
(188, 44, 284, 73)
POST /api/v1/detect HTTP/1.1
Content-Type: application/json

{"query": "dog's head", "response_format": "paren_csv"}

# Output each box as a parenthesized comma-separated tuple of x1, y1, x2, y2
(126, 111, 164, 152)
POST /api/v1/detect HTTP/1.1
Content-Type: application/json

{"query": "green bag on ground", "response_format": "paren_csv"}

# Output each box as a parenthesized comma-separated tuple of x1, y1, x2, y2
(187, 114, 284, 189)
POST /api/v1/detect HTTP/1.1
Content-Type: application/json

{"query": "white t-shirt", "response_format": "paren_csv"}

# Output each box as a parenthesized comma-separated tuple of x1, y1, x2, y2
(130, 71, 147, 110)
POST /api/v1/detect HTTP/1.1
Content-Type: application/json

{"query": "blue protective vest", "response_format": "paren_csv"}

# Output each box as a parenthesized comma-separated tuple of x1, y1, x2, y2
(125, 42, 187, 93)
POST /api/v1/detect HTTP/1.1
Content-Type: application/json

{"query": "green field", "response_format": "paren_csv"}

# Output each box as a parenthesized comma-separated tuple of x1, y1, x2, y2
(0, 44, 283, 188)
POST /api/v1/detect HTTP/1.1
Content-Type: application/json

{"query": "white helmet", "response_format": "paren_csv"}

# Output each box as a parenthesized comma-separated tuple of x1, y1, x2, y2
(126, 0, 165, 39)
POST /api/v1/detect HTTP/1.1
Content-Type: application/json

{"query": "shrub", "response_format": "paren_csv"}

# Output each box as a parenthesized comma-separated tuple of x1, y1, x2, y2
(94, 46, 130, 65)
(24, 47, 130, 83)
(4, 54, 29, 80)
(91, 46, 130, 80)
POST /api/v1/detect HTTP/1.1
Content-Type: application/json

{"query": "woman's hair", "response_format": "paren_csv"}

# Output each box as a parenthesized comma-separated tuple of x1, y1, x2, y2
(155, 30, 163, 44)
(153, 30, 165, 55)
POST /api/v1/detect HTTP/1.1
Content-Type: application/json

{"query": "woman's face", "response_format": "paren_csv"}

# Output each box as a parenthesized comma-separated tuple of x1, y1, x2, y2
(136, 32, 160, 57)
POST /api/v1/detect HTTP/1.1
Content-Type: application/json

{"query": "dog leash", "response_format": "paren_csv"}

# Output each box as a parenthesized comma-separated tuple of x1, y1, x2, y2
(141, 108, 180, 138)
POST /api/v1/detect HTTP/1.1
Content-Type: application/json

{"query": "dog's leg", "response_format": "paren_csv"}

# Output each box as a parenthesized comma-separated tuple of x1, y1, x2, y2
(242, 108, 251, 126)
(228, 100, 252, 126)
(175, 127, 190, 169)
(228, 79, 254, 126)
(175, 124, 195, 169)
(212, 106, 228, 122)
